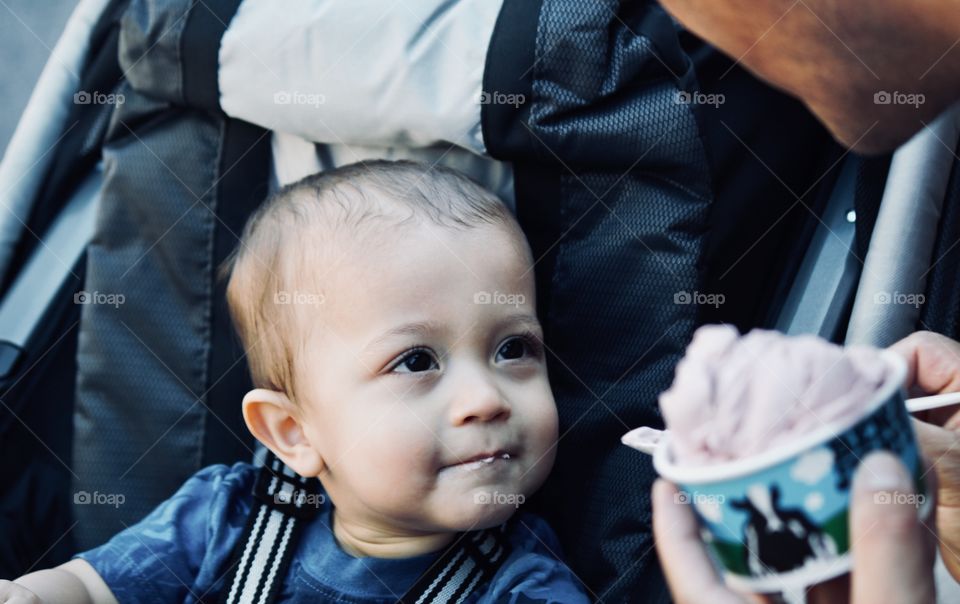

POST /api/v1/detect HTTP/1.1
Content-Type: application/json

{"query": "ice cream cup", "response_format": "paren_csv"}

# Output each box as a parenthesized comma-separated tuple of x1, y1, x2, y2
(649, 349, 930, 593)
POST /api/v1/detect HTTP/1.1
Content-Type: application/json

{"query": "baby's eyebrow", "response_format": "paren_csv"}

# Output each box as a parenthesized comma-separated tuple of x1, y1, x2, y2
(363, 320, 446, 354)
(493, 313, 543, 335)
(363, 314, 542, 354)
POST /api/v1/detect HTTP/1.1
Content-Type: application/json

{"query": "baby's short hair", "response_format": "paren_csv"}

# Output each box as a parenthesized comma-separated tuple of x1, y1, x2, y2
(218, 160, 526, 405)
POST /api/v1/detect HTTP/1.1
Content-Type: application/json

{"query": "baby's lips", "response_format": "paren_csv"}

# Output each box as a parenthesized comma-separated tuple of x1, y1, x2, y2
(621, 426, 667, 456)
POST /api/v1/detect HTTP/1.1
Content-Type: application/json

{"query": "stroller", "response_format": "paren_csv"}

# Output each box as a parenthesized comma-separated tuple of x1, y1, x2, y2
(3, 0, 960, 601)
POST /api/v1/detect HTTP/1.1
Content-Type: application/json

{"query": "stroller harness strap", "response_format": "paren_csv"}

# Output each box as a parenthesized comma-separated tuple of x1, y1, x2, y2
(219, 451, 512, 604)
(218, 452, 318, 604)
(401, 526, 511, 604)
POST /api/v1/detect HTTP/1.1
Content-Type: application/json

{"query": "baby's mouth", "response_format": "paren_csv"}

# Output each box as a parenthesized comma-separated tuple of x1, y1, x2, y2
(439, 450, 514, 473)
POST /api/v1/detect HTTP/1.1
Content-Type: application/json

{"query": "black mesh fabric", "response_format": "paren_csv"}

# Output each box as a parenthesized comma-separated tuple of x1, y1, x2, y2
(853, 155, 893, 264)
(687, 33, 842, 333)
(485, 2, 712, 601)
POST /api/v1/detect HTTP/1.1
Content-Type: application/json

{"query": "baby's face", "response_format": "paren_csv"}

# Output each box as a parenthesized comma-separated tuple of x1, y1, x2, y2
(294, 219, 558, 533)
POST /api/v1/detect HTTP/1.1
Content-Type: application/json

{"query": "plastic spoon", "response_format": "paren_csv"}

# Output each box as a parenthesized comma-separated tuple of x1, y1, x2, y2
(905, 392, 960, 413)
(621, 393, 960, 457)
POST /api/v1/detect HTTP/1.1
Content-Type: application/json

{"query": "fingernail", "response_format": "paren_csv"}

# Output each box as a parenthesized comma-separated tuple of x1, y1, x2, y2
(854, 451, 911, 492)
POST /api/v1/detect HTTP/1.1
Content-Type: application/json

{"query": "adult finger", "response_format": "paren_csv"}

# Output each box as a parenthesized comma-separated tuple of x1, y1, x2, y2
(652, 479, 751, 604)
(890, 331, 960, 400)
(849, 451, 936, 604)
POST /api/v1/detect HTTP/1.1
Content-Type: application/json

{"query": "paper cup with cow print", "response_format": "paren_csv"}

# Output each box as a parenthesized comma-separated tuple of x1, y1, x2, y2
(651, 349, 930, 593)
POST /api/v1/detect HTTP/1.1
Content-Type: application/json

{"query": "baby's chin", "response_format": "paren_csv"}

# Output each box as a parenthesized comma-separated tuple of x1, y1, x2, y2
(416, 460, 552, 530)
(440, 496, 522, 532)
(413, 483, 527, 532)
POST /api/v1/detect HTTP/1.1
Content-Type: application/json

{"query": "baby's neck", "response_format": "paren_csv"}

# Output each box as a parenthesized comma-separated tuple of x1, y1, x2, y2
(331, 509, 456, 558)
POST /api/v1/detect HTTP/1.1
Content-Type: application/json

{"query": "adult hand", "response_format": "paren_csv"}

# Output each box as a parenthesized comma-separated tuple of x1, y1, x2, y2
(653, 451, 937, 603)
(891, 330, 960, 580)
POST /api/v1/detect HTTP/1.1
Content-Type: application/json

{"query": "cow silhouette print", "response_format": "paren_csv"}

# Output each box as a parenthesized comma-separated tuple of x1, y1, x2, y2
(730, 484, 838, 575)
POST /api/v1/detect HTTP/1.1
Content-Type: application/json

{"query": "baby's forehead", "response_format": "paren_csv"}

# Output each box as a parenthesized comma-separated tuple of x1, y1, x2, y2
(286, 193, 527, 265)
(268, 180, 533, 308)
(283, 218, 533, 313)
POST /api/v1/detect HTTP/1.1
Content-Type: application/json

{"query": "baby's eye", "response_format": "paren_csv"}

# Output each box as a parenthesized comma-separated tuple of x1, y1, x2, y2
(390, 349, 440, 374)
(496, 334, 542, 362)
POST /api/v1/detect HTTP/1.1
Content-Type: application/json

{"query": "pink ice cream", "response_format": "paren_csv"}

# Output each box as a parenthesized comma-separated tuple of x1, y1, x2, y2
(657, 325, 892, 465)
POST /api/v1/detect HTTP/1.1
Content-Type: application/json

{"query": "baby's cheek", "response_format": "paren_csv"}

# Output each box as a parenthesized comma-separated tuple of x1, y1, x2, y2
(355, 423, 440, 514)
(522, 392, 559, 444)
(362, 415, 438, 473)
(521, 402, 559, 482)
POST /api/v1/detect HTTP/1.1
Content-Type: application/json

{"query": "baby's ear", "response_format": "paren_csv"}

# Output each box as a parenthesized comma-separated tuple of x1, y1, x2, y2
(241, 388, 325, 477)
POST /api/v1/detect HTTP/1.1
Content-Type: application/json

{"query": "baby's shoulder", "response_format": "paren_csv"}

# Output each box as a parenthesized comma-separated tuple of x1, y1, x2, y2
(170, 461, 258, 514)
(70, 461, 262, 603)
(478, 512, 590, 603)
(502, 511, 563, 554)
(183, 461, 258, 500)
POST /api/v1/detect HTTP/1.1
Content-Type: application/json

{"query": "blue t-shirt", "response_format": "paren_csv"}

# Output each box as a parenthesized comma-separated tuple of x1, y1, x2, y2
(74, 462, 590, 603)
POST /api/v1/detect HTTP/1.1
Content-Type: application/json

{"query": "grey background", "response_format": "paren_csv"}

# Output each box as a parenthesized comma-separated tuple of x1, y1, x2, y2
(0, 0, 78, 158)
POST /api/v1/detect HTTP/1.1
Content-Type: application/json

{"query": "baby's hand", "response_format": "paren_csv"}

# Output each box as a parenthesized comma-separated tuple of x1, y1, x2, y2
(0, 580, 42, 603)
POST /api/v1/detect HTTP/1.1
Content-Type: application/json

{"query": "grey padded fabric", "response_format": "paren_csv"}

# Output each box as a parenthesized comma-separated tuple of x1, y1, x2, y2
(71, 83, 226, 549)
(846, 103, 960, 348)
(117, 0, 186, 104)
(71, 0, 267, 551)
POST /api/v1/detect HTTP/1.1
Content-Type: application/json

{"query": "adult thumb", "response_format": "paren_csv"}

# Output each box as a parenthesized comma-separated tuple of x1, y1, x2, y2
(849, 451, 935, 604)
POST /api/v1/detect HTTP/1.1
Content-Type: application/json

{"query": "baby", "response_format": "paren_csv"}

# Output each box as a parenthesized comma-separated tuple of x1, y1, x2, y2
(1, 161, 588, 603)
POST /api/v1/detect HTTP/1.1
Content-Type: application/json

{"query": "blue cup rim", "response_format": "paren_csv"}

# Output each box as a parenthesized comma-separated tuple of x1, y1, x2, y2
(653, 349, 908, 484)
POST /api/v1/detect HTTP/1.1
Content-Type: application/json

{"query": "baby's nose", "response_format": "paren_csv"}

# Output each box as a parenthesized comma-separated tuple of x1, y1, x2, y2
(449, 384, 511, 425)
